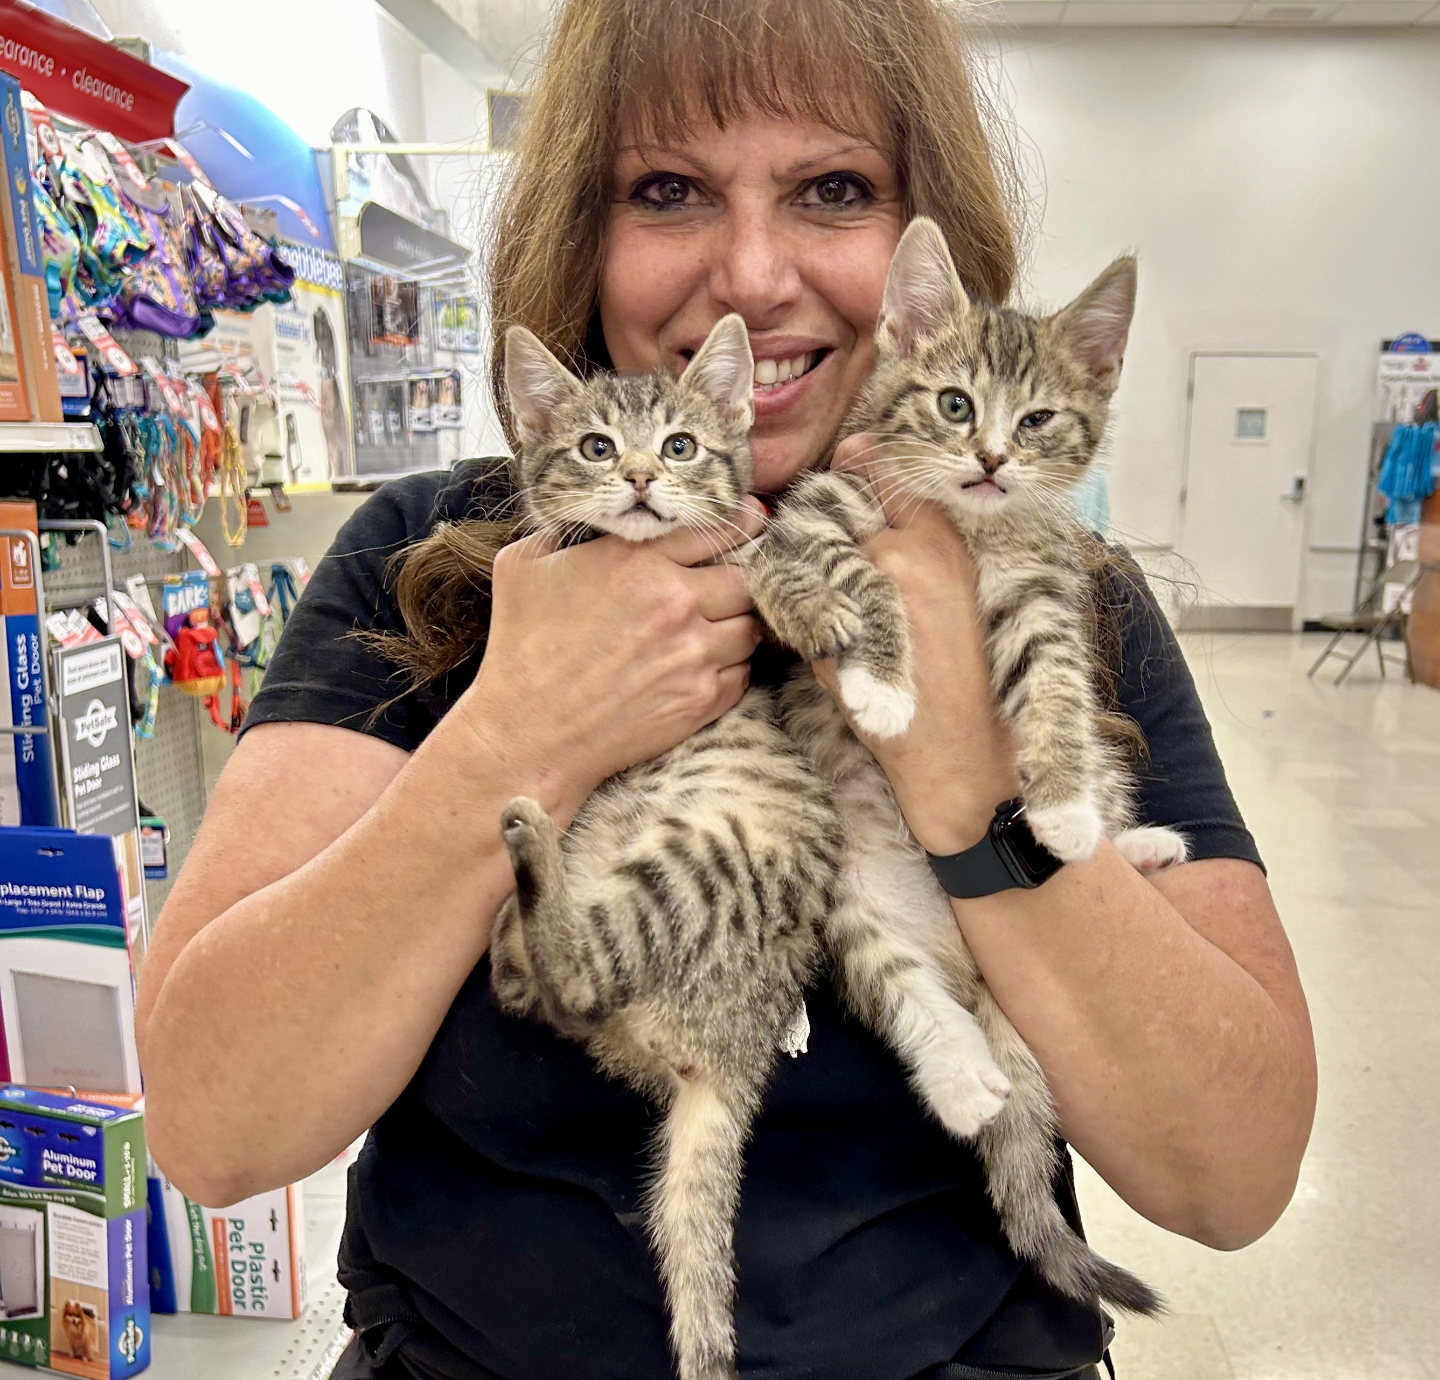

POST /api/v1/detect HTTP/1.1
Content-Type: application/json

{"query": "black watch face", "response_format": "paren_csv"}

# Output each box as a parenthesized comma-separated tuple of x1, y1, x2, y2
(997, 802, 1062, 883)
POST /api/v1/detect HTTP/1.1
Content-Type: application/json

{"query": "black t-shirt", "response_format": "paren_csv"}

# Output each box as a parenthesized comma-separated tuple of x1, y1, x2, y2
(246, 461, 1263, 1380)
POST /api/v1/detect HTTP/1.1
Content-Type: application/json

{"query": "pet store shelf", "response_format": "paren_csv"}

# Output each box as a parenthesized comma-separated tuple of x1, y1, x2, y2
(140, 1158, 352, 1380)
(0, 1160, 355, 1380)
(0, 422, 102, 453)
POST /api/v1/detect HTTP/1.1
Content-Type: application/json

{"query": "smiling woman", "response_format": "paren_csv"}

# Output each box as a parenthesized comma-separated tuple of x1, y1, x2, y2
(134, 0, 1315, 1378)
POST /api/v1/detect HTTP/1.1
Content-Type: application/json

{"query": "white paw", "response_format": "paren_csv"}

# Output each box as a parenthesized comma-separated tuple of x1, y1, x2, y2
(1114, 825, 1190, 873)
(926, 1059, 1012, 1139)
(1027, 796, 1103, 862)
(837, 663, 916, 739)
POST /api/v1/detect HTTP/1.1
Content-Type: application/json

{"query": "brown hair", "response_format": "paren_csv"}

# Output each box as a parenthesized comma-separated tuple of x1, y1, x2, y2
(488, 0, 1021, 438)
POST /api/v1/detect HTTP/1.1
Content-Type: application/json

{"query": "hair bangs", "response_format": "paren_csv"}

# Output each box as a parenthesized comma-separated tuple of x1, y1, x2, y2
(617, 0, 889, 150)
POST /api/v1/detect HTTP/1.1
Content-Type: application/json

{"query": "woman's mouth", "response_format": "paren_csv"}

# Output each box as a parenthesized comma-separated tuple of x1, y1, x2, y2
(679, 345, 833, 420)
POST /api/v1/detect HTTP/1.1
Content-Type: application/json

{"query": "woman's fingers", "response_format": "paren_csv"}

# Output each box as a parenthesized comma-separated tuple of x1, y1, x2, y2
(685, 563, 755, 622)
(706, 612, 764, 667)
(652, 496, 767, 567)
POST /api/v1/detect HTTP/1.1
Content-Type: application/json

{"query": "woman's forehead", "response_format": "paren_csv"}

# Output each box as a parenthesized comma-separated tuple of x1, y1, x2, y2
(615, 113, 891, 170)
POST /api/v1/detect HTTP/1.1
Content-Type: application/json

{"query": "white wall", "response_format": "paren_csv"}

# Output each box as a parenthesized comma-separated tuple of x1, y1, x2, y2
(995, 27, 1440, 617)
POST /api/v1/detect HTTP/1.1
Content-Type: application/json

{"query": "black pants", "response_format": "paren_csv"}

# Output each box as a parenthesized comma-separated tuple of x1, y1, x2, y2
(330, 1334, 1105, 1380)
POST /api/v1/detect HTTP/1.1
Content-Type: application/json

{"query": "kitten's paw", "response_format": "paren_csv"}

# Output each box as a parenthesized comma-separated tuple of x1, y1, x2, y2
(1026, 795, 1103, 862)
(775, 594, 864, 661)
(1114, 825, 1190, 873)
(837, 663, 916, 739)
(500, 796, 552, 869)
(928, 1059, 1012, 1139)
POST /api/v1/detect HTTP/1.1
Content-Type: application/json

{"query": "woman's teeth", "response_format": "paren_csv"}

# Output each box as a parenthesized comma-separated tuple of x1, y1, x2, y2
(753, 352, 815, 389)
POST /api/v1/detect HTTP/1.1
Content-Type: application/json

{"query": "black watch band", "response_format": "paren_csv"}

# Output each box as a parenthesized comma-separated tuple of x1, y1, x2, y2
(925, 798, 1064, 898)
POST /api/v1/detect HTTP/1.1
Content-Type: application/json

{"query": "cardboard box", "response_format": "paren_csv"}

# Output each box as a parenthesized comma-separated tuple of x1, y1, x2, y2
(0, 827, 141, 1096)
(0, 74, 63, 423)
(0, 502, 59, 828)
(0, 170, 29, 420)
(150, 1175, 306, 1321)
(0, 1088, 149, 1377)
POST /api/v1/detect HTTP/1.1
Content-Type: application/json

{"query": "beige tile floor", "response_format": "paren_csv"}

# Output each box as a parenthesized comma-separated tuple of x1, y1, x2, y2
(1079, 632, 1440, 1380)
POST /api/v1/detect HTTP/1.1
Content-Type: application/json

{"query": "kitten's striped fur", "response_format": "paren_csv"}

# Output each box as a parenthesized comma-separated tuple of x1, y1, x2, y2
(751, 219, 1183, 1315)
(492, 316, 841, 1380)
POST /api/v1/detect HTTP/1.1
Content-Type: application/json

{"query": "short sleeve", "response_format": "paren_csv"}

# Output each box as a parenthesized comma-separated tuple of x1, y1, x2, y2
(242, 461, 510, 752)
(1103, 558, 1265, 872)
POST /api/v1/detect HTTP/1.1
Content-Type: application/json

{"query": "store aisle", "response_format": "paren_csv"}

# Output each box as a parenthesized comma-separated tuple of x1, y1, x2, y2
(1082, 632, 1440, 1380)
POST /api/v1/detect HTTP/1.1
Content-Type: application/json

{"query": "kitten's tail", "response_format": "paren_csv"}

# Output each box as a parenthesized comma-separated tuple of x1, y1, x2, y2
(975, 992, 1164, 1318)
(646, 1074, 754, 1380)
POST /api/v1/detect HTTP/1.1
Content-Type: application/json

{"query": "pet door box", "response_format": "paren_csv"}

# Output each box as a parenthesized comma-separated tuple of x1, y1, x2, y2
(0, 829, 141, 1096)
(0, 1089, 148, 1378)
(149, 1172, 307, 1321)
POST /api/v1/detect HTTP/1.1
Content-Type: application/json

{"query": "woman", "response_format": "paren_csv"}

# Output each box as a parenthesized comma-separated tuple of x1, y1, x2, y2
(135, 1, 1316, 1376)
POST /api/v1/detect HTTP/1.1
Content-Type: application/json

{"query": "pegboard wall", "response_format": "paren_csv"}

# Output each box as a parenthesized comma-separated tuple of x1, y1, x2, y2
(46, 529, 208, 916)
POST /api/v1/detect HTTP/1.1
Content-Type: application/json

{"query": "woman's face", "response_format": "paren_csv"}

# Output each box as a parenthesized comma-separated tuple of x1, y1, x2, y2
(600, 112, 904, 495)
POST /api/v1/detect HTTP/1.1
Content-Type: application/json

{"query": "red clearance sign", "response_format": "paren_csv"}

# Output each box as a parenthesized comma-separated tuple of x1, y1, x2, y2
(0, 0, 186, 142)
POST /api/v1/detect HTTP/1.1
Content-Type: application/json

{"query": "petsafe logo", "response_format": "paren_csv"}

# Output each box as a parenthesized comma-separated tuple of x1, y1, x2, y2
(74, 698, 118, 748)
(117, 1315, 144, 1365)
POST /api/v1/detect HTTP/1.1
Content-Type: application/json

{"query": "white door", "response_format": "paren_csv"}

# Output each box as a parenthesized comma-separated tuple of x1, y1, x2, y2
(1178, 353, 1319, 631)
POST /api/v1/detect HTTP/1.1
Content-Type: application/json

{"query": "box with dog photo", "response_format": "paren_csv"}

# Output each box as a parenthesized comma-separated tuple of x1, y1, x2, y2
(0, 1088, 148, 1378)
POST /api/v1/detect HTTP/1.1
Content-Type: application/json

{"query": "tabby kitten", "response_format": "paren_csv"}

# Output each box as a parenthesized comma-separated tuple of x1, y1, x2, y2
(751, 218, 1183, 1314)
(491, 315, 842, 1380)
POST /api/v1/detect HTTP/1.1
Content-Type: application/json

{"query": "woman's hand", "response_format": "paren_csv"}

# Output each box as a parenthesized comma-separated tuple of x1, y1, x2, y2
(458, 500, 767, 822)
(818, 435, 1019, 854)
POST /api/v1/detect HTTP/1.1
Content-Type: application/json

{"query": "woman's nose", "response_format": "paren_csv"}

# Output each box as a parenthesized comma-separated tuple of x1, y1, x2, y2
(706, 202, 802, 325)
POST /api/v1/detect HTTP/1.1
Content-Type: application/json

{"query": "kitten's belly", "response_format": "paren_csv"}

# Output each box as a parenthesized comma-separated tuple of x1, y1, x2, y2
(784, 672, 976, 984)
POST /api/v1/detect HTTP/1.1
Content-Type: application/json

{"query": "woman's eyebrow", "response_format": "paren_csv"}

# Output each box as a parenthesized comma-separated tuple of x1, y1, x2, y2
(781, 142, 883, 178)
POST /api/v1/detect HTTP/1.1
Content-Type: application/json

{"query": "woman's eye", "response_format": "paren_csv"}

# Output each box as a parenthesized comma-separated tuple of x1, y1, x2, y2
(800, 173, 872, 208)
(634, 175, 695, 209)
(664, 433, 697, 461)
(579, 434, 613, 462)
(1019, 410, 1055, 430)
(938, 390, 974, 423)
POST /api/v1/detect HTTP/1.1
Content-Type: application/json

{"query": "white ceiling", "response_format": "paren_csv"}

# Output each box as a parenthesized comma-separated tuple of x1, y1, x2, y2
(992, 0, 1440, 23)
(440, 0, 1440, 75)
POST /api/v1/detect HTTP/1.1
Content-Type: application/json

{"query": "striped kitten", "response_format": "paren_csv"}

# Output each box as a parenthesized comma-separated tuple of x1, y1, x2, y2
(491, 315, 841, 1380)
(751, 219, 1183, 1314)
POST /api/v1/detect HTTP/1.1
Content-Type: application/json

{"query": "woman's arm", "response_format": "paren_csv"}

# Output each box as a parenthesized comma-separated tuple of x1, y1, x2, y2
(818, 479, 1315, 1251)
(137, 514, 763, 1206)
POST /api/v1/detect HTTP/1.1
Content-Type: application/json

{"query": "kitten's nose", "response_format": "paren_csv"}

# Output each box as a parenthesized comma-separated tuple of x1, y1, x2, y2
(624, 467, 655, 496)
(978, 452, 1006, 475)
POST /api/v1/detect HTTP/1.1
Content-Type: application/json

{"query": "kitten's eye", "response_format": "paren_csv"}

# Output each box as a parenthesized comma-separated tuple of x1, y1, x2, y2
(663, 433, 697, 461)
(578, 434, 614, 462)
(1019, 410, 1055, 430)
(938, 390, 974, 423)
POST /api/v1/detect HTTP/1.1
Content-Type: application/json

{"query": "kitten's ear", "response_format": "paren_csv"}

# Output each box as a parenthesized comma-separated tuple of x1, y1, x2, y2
(878, 217, 969, 357)
(681, 313, 754, 427)
(1052, 257, 1137, 390)
(504, 325, 581, 441)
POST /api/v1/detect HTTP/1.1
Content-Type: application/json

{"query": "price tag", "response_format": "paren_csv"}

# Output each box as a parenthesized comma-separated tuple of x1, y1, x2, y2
(97, 599, 147, 660)
(112, 590, 160, 645)
(168, 140, 213, 188)
(246, 495, 270, 528)
(51, 329, 81, 377)
(176, 527, 223, 577)
(75, 315, 138, 376)
(192, 382, 221, 433)
(95, 131, 150, 194)
(221, 360, 258, 397)
(23, 93, 62, 165)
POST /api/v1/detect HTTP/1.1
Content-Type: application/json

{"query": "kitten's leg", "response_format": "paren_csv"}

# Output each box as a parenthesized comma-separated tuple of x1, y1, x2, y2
(827, 887, 1009, 1138)
(987, 596, 1109, 861)
(498, 796, 630, 1025)
(488, 897, 539, 1015)
(647, 1069, 763, 1380)
(755, 474, 915, 739)
(970, 985, 1162, 1316)
(1113, 825, 1190, 873)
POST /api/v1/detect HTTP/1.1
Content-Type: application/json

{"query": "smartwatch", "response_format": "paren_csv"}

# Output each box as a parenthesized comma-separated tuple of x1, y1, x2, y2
(925, 798, 1063, 898)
